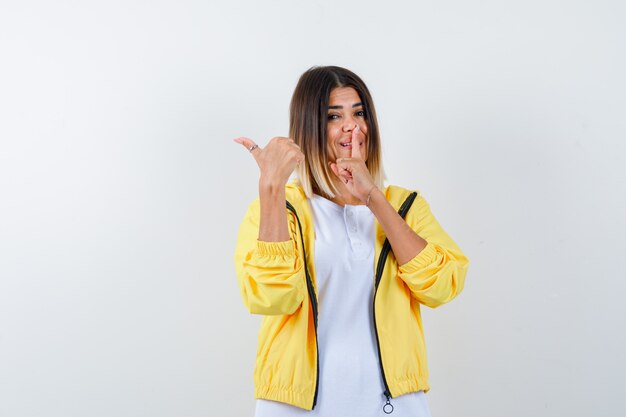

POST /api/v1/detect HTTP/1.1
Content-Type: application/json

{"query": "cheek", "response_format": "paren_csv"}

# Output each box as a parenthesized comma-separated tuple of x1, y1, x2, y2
(358, 123, 369, 147)
(326, 142, 333, 158)
(325, 137, 337, 159)
(362, 127, 369, 160)
(359, 121, 368, 136)
(326, 126, 340, 147)
(327, 124, 340, 139)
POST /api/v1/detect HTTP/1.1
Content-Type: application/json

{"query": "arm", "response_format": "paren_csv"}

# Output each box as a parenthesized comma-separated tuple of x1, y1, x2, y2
(327, 126, 469, 307)
(258, 179, 290, 242)
(234, 136, 303, 243)
(233, 198, 306, 315)
(384, 192, 469, 308)
(367, 187, 428, 265)
(233, 136, 307, 315)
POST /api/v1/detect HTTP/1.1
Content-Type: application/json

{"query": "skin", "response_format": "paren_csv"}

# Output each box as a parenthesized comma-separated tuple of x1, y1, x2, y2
(234, 86, 427, 265)
(325, 86, 370, 206)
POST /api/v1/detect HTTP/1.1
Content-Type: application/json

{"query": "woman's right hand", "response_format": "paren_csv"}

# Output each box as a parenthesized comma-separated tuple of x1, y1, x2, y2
(234, 136, 305, 187)
(234, 136, 302, 242)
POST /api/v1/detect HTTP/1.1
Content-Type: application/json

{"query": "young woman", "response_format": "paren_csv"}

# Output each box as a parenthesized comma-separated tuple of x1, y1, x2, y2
(233, 66, 469, 417)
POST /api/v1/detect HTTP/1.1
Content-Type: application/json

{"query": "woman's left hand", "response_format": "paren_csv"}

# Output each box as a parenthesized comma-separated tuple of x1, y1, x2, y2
(329, 125, 377, 203)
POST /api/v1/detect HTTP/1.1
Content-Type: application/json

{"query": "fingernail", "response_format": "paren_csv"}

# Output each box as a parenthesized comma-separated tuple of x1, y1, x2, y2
(233, 137, 244, 144)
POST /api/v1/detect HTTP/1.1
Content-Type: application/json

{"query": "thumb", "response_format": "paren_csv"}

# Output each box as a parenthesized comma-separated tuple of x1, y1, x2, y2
(233, 137, 261, 156)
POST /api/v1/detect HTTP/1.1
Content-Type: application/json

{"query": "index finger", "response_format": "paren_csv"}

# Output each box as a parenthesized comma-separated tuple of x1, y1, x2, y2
(351, 125, 363, 160)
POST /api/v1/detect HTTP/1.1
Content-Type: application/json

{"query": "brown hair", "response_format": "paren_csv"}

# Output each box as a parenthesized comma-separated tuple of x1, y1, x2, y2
(289, 66, 385, 198)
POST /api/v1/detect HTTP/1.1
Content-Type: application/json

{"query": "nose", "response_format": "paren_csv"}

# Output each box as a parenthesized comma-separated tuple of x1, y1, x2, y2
(342, 117, 358, 132)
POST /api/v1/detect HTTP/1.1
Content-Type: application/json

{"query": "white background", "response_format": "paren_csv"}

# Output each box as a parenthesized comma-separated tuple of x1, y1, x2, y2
(1, 1, 625, 416)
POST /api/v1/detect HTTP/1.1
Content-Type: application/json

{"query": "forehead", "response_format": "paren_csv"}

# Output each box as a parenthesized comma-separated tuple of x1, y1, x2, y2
(328, 87, 361, 104)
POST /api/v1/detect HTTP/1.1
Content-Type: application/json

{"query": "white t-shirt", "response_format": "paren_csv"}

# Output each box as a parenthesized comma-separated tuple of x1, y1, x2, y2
(255, 195, 432, 417)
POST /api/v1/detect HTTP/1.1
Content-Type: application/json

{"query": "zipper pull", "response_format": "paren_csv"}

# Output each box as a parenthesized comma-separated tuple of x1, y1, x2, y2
(383, 390, 394, 414)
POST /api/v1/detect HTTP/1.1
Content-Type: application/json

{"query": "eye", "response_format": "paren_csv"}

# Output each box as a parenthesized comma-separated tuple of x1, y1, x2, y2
(355, 110, 366, 117)
(327, 113, 340, 120)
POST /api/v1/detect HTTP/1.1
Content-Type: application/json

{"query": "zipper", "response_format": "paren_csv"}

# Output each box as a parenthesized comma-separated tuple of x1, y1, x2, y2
(285, 191, 416, 411)
(372, 191, 418, 415)
(286, 201, 319, 410)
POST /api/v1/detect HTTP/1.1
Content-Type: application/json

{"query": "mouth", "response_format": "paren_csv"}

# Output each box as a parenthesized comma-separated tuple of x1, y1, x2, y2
(339, 141, 363, 148)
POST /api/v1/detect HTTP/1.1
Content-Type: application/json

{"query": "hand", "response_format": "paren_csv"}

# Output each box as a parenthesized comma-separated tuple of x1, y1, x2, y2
(233, 136, 305, 187)
(329, 125, 376, 203)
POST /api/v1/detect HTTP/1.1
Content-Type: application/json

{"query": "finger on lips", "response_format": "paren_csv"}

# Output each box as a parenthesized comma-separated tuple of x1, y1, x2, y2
(351, 125, 362, 159)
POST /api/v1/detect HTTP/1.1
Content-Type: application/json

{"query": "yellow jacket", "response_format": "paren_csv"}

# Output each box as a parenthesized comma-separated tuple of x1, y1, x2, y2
(234, 183, 469, 410)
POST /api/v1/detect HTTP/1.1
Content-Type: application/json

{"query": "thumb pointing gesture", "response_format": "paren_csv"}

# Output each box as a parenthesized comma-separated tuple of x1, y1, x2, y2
(234, 136, 261, 162)
(233, 136, 305, 187)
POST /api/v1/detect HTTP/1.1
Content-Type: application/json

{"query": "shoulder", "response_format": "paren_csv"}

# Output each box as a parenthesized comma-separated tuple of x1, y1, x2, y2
(383, 184, 423, 210)
(285, 182, 308, 205)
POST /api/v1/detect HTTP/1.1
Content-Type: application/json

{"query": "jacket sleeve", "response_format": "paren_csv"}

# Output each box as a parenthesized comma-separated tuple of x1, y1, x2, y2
(397, 193, 470, 308)
(233, 198, 307, 315)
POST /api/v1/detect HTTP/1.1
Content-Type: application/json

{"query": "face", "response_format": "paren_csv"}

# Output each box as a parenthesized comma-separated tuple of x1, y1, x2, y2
(326, 86, 368, 163)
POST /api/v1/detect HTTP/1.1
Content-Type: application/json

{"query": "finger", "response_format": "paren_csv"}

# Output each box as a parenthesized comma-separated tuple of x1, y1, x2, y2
(291, 150, 305, 166)
(332, 161, 353, 182)
(351, 125, 363, 160)
(330, 162, 351, 179)
(233, 137, 261, 154)
(336, 157, 354, 173)
(339, 169, 353, 184)
(289, 141, 302, 152)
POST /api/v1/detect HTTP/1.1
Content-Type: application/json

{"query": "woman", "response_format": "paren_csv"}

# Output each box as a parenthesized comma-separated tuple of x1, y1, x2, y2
(233, 66, 469, 416)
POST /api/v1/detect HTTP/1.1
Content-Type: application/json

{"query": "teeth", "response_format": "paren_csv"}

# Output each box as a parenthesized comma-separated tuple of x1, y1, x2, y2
(341, 142, 352, 147)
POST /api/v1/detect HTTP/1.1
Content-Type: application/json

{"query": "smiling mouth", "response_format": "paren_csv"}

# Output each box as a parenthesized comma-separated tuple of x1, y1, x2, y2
(340, 141, 363, 148)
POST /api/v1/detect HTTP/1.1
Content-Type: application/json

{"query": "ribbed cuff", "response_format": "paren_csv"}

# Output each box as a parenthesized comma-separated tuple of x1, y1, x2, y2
(398, 242, 439, 273)
(256, 239, 296, 256)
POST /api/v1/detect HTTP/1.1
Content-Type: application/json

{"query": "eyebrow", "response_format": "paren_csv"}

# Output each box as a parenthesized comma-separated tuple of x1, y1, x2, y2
(328, 102, 364, 109)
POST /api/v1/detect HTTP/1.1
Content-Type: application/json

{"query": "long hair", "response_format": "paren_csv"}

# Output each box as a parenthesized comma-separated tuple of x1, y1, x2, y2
(289, 66, 385, 199)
